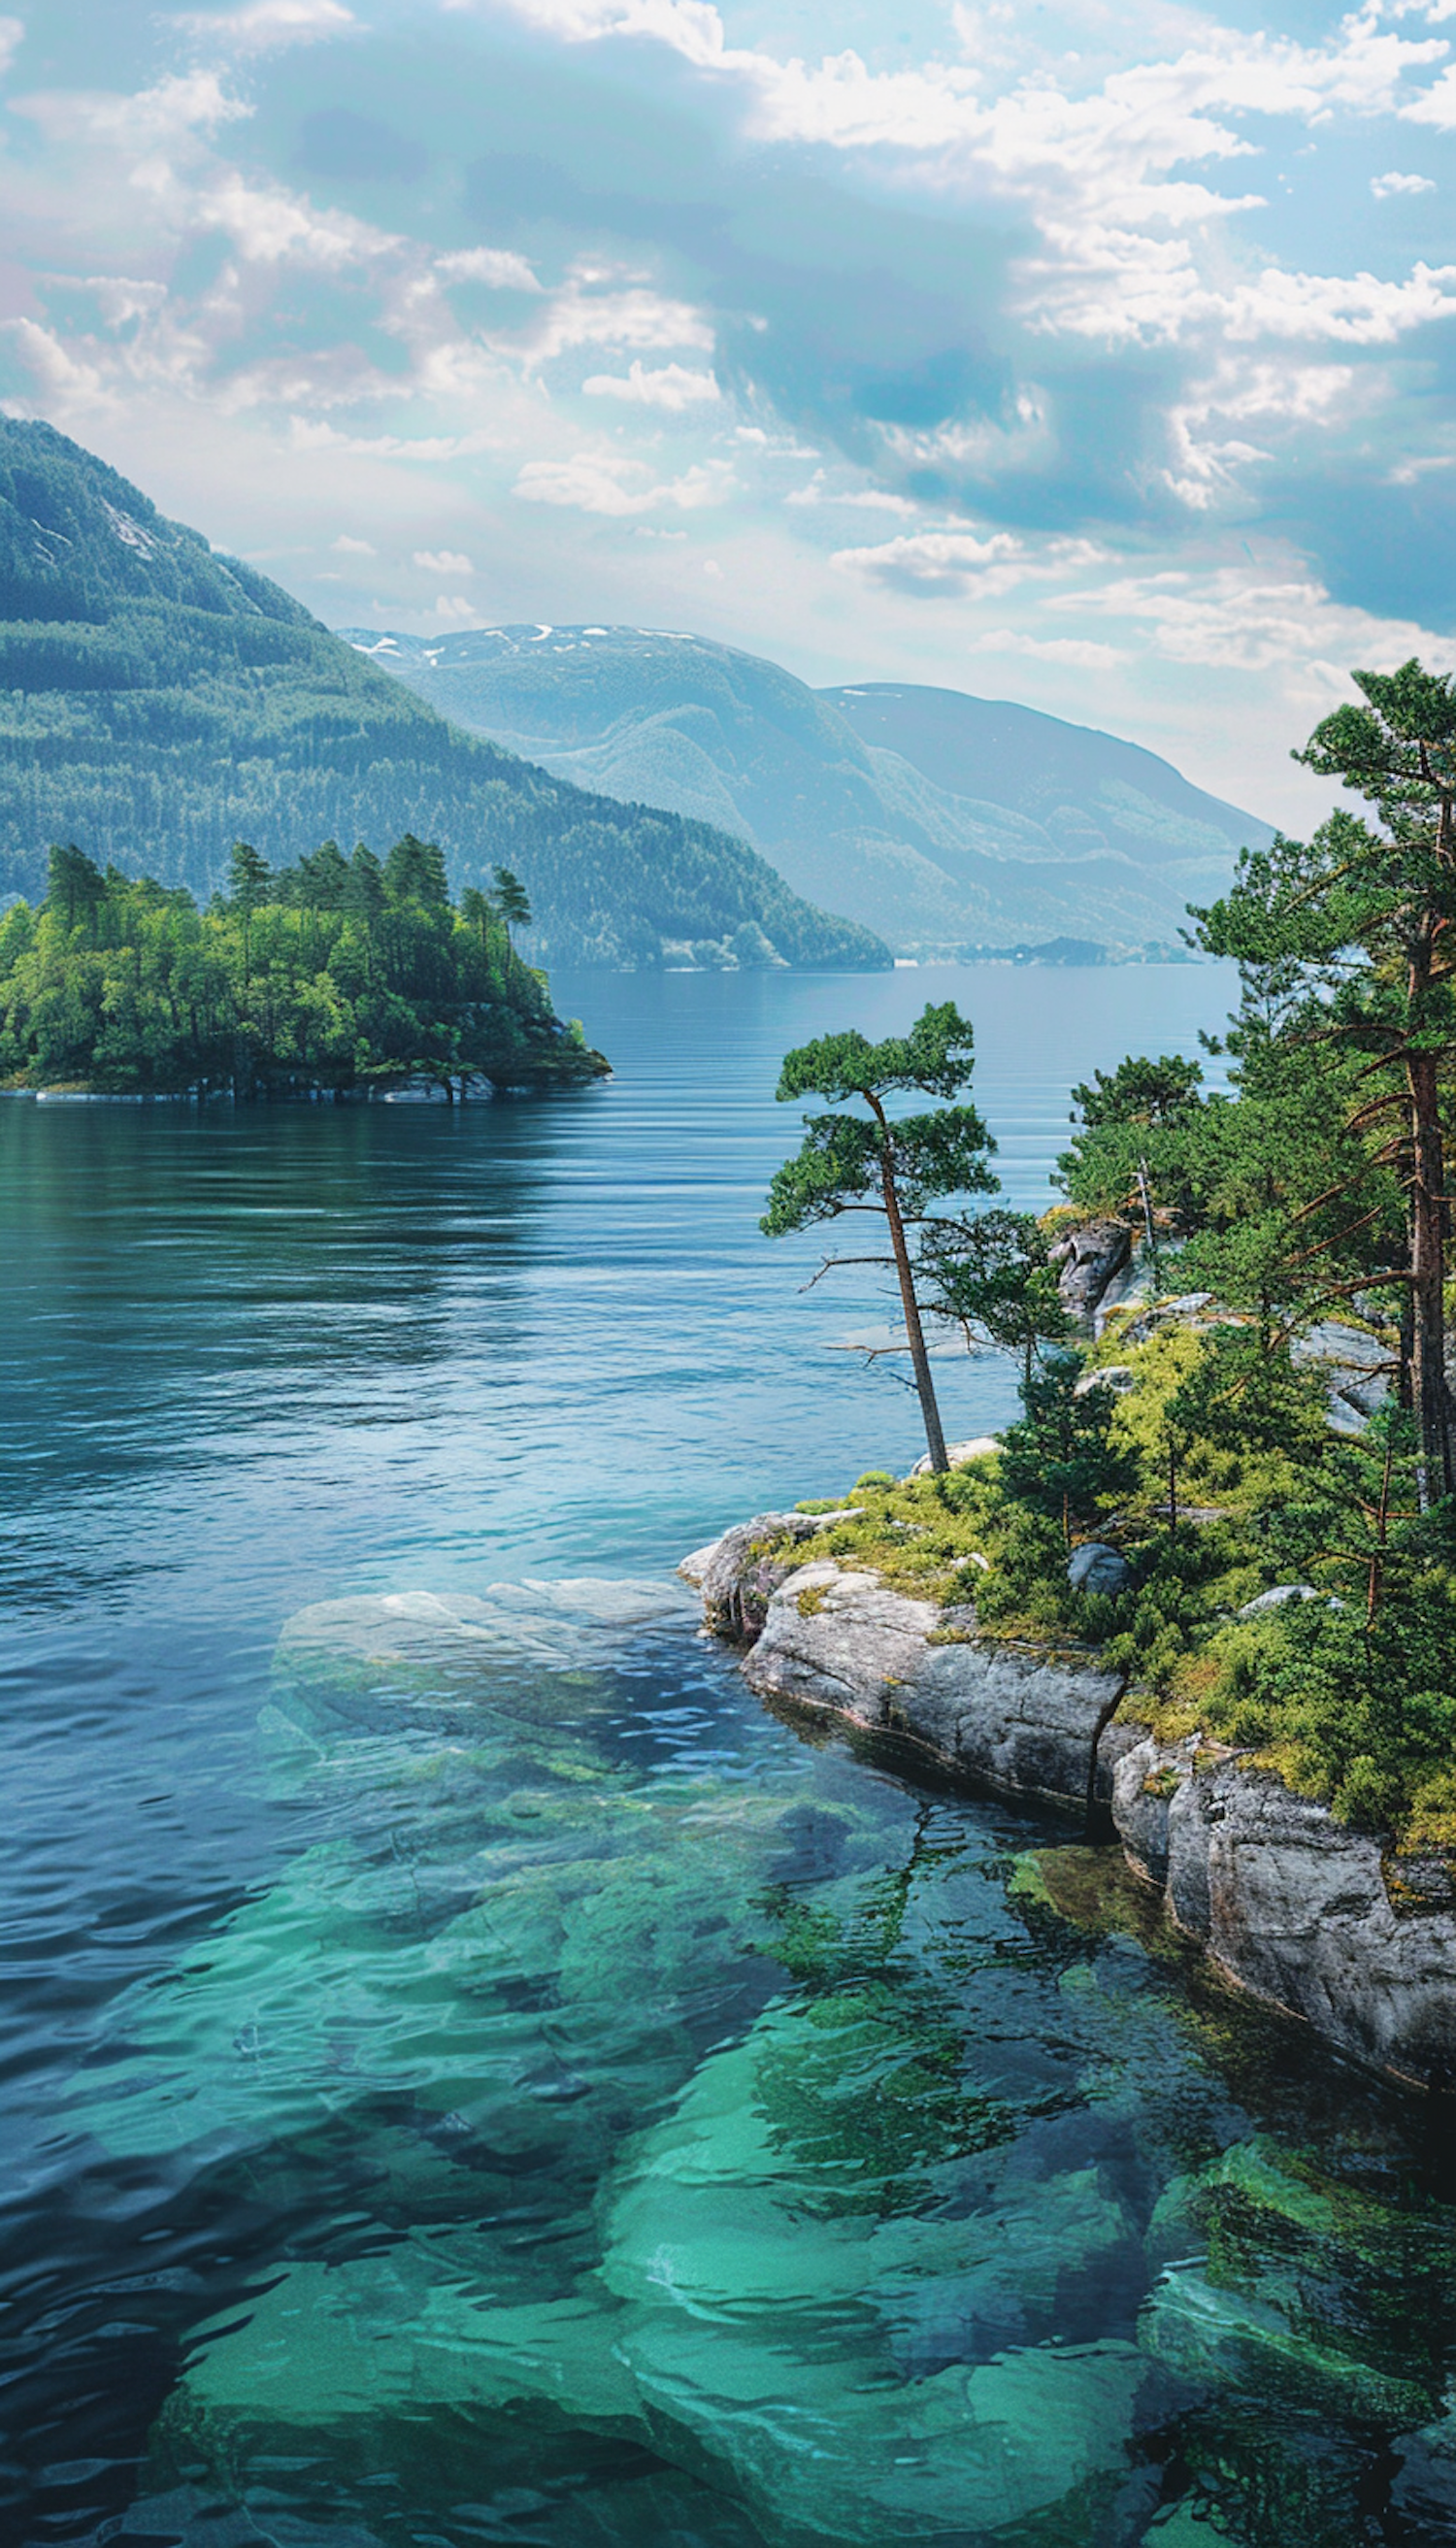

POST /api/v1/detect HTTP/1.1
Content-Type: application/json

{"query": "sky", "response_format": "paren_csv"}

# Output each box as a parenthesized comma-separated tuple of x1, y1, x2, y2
(1, 0, 1453, 824)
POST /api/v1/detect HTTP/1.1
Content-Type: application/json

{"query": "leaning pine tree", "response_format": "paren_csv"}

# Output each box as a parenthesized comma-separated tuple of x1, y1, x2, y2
(760, 1003, 998, 1473)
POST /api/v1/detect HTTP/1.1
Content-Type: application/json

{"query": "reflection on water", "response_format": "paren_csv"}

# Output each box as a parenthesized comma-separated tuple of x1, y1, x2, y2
(2, 966, 1454, 2544)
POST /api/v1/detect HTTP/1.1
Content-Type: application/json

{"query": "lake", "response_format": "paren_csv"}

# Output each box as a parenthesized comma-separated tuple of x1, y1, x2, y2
(2, 962, 1453, 2548)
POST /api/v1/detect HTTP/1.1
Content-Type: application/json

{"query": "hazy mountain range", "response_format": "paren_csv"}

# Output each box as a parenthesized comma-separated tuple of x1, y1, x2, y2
(0, 422, 886, 974)
(341, 624, 1277, 960)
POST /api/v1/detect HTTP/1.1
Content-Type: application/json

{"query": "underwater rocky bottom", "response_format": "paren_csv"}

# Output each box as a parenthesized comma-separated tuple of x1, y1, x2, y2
(72, 1580, 1456, 2548)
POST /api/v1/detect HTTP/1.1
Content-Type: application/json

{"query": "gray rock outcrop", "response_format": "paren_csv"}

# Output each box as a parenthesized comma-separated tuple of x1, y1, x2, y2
(699, 1541, 1134, 1812)
(1050, 1220, 1130, 1321)
(1111, 1737, 1456, 2089)
(678, 1509, 859, 1638)
(907, 1435, 1002, 1477)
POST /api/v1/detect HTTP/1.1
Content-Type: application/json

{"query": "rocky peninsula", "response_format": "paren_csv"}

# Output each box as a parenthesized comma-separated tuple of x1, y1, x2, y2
(682, 1227, 1456, 2099)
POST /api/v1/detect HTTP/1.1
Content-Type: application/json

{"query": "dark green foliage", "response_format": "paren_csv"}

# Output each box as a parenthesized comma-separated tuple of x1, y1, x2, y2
(762, 1004, 999, 1472)
(916, 1207, 1073, 1381)
(0, 840, 607, 1098)
(996, 1352, 1138, 1538)
(1195, 660, 1456, 1501)
(0, 421, 889, 975)
(1069, 1051, 1205, 1130)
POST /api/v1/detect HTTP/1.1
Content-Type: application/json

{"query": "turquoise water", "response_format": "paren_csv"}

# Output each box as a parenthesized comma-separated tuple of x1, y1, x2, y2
(2, 964, 1454, 2546)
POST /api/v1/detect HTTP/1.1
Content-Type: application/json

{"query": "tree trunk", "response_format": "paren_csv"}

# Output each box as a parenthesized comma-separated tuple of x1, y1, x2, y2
(873, 1115, 948, 1473)
(1407, 1046, 1453, 1506)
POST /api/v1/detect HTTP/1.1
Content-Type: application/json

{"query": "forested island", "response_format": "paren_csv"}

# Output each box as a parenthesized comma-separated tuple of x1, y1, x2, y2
(0, 838, 607, 1099)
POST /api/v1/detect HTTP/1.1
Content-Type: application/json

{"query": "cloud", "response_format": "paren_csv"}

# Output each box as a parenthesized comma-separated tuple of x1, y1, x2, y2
(414, 546, 475, 573)
(13, 67, 249, 149)
(0, 17, 22, 78)
(1372, 168, 1438, 194)
(581, 359, 720, 408)
(197, 176, 399, 267)
(434, 593, 477, 619)
(967, 628, 1124, 669)
(507, 278, 716, 368)
(513, 450, 733, 513)
(1077, 563, 1453, 675)
(1402, 64, 1456, 124)
(332, 532, 375, 553)
(174, 0, 355, 52)
(830, 524, 1094, 597)
(435, 247, 543, 292)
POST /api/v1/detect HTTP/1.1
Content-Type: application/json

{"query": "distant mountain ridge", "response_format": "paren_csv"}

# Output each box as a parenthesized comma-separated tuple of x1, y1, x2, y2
(0, 422, 888, 974)
(343, 624, 1276, 959)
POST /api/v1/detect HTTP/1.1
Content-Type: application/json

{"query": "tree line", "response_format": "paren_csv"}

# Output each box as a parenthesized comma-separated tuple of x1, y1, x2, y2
(0, 837, 605, 1099)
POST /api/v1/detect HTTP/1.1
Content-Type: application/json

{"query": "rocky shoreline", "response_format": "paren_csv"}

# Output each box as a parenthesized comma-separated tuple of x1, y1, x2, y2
(682, 1513, 1456, 2095)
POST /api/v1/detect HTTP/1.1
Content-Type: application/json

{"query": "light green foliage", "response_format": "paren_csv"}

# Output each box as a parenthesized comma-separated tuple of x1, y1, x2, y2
(0, 839, 606, 1094)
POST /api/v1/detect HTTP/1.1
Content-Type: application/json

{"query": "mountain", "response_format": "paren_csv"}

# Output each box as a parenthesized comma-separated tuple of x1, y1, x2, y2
(0, 423, 887, 975)
(341, 624, 1277, 960)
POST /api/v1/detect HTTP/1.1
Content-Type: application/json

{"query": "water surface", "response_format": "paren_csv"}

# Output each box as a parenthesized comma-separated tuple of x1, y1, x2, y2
(2, 964, 1453, 2547)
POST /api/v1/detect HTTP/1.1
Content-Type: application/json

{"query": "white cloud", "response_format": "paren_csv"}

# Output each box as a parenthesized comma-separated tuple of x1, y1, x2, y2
(0, 17, 22, 78)
(1402, 63, 1456, 121)
(1078, 563, 1452, 675)
(785, 471, 916, 513)
(1372, 167, 1438, 192)
(14, 68, 249, 149)
(414, 546, 475, 574)
(198, 175, 399, 268)
(332, 532, 376, 553)
(968, 628, 1124, 669)
(513, 449, 733, 513)
(831, 524, 1096, 597)
(174, 0, 355, 53)
(435, 247, 544, 292)
(506, 277, 715, 366)
(581, 358, 720, 408)
(434, 594, 477, 620)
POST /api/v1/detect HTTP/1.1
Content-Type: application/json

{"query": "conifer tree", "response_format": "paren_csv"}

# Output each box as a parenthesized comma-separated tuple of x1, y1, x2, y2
(761, 1004, 998, 1473)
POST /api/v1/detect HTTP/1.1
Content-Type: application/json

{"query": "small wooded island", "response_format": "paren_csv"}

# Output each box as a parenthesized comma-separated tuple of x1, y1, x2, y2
(0, 837, 608, 1099)
(689, 661, 1456, 2096)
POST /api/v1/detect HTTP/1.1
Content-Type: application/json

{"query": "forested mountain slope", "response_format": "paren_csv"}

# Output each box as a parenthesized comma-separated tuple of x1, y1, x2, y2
(344, 624, 1276, 960)
(0, 423, 887, 973)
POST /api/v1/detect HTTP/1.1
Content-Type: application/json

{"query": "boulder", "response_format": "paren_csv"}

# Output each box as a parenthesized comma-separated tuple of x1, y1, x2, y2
(1237, 1583, 1343, 1618)
(1067, 1542, 1132, 1599)
(678, 1509, 858, 1639)
(1074, 1364, 1136, 1399)
(907, 1434, 1001, 1477)
(741, 1560, 1132, 1812)
(1050, 1220, 1131, 1321)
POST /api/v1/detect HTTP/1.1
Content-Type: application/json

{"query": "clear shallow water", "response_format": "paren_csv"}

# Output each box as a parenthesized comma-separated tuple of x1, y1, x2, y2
(2, 962, 1454, 2548)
